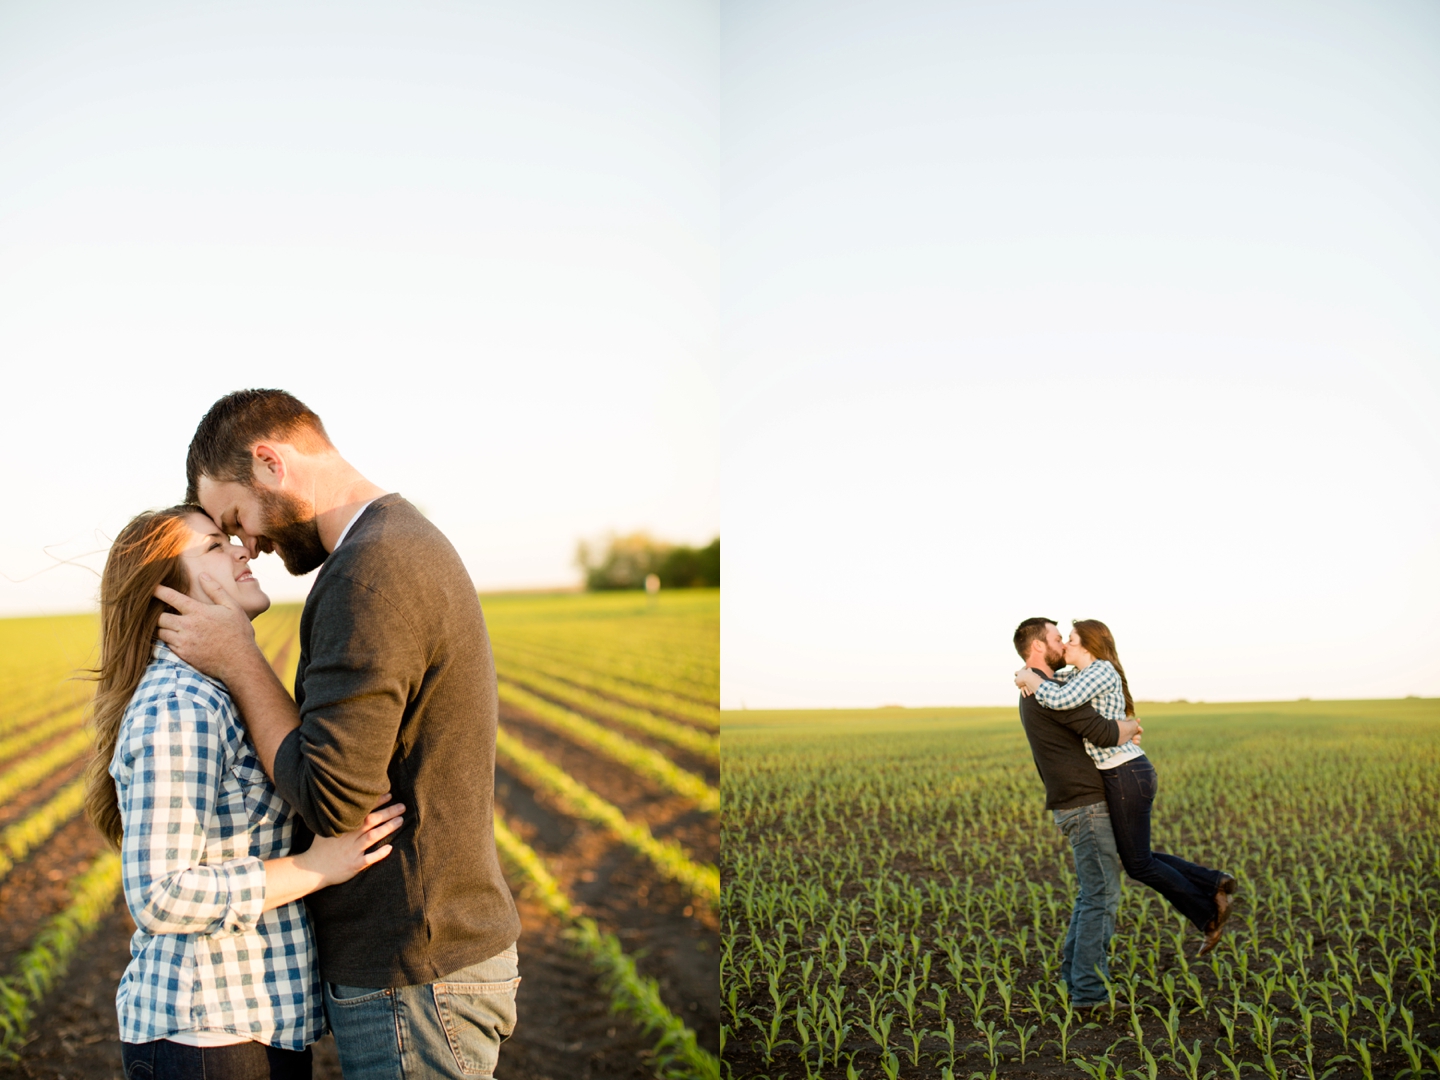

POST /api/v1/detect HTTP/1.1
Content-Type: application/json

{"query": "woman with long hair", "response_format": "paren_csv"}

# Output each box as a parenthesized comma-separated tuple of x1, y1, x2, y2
(85, 505, 405, 1079)
(1016, 620, 1236, 955)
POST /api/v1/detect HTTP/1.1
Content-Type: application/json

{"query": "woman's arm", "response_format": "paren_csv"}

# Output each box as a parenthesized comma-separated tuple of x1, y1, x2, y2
(259, 802, 405, 911)
(1033, 661, 1119, 711)
(118, 692, 267, 936)
(119, 693, 408, 928)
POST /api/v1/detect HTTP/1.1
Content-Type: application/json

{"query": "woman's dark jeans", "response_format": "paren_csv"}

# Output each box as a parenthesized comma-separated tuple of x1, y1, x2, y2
(121, 1040, 311, 1080)
(1102, 757, 1222, 931)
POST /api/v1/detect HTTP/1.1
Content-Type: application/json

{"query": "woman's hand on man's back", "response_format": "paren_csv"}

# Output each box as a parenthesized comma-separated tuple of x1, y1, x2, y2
(298, 797, 407, 889)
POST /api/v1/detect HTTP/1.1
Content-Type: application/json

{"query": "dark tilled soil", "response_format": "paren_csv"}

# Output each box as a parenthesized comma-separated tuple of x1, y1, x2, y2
(498, 716, 719, 865)
(0, 856, 708, 1080)
(0, 753, 87, 832)
(495, 711, 719, 1053)
(722, 895, 1436, 1080)
(500, 704, 719, 793)
(0, 805, 108, 973)
(0, 705, 718, 1080)
(0, 900, 133, 1080)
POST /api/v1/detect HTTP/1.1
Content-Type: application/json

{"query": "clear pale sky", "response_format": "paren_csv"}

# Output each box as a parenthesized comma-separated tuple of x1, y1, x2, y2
(3, 2, 1436, 708)
(720, 0, 1440, 707)
(0, 0, 719, 613)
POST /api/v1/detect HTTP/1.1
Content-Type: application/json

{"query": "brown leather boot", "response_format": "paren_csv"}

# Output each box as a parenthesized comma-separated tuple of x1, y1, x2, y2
(1197, 886, 1233, 957)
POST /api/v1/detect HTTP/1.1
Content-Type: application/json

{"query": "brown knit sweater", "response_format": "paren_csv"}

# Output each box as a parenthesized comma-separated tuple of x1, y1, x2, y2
(274, 494, 521, 986)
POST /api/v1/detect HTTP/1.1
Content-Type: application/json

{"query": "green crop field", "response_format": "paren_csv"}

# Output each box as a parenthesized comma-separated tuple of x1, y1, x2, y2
(0, 590, 719, 1080)
(721, 700, 1440, 1080)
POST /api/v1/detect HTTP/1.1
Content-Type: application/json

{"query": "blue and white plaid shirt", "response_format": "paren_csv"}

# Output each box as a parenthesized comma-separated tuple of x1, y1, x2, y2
(1038, 661, 1145, 770)
(110, 642, 323, 1049)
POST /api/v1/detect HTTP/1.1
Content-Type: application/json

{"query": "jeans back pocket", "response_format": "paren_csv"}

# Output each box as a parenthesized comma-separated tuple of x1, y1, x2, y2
(432, 975, 522, 1077)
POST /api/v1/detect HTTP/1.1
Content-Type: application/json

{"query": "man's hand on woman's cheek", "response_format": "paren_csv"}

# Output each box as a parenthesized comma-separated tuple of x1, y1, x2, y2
(154, 578, 258, 682)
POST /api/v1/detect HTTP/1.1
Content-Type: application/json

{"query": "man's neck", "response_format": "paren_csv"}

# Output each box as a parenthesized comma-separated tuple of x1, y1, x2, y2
(309, 460, 389, 552)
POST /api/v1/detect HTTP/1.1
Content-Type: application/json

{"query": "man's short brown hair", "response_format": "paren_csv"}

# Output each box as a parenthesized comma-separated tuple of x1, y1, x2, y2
(1013, 617, 1056, 660)
(185, 389, 332, 503)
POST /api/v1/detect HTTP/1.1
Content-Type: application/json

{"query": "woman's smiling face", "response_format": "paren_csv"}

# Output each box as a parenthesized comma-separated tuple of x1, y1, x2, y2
(178, 512, 270, 620)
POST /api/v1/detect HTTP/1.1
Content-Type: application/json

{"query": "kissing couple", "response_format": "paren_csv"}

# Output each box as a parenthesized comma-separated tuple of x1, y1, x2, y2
(1012, 617, 1237, 1008)
(84, 389, 521, 1079)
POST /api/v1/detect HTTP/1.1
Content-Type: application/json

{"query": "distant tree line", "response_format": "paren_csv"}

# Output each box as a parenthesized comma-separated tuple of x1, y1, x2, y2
(575, 533, 720, 591)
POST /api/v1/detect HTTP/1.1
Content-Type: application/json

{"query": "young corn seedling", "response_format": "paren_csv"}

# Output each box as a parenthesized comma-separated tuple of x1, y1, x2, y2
(1046, 1001, 1087, 1063)
(1216, 1050, 1244, 1080)
(1012, 1021, 1038, 1063)
(902, 1025, 925, 1067)
(969, 1018, 1004, 1070)
(1182, 969, 1207, 1012)
(1074, 1054, 1123, 1080)
(1240, 997, 1285, 1058)
(791, 1011, 820, 1079)
(1322, 1002, 1352, 1044)
(1349, 1037, 1376, 1080)
(742, 1008, 788, 1062)
(1393, 1033, 1425, 1080)
(924, 983, 950, 1021)
(893, 973, 922, 1031)
(1357, 994, 1394, 1053)
(962, 972, 991, 1026)
(1023, 981, 1050, 1018)
(860, 1008, 894, 1058)
(1170, 1039, 1208, 1080)
(934, 1017, 959, 1073)
(994, 977, 1014, 1021)
(1147, 1002, 1183, 1058)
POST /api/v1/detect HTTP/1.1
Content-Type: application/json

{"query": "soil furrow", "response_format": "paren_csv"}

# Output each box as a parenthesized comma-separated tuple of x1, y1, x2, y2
(499, 711, 718, 865)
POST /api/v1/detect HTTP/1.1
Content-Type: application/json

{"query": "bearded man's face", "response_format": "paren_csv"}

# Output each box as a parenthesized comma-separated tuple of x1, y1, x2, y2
(256, 486, 329, 575)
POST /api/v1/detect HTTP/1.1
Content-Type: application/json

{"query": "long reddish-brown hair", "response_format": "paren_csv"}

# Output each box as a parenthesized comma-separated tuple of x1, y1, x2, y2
(1072, 619, 1135, 718)
(84, 506, 202, 848)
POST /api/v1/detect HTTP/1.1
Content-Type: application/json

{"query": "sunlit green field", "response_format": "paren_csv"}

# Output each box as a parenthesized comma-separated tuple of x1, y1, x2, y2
(721, 700, 1440, 1080)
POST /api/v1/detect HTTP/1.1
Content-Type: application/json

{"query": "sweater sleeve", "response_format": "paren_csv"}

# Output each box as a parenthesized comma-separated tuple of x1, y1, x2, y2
(118, 693, 265, 936)
(1041, 699, 1121, 747)
(1035, 661, 1119, 711)
(272, 573, 425, 836)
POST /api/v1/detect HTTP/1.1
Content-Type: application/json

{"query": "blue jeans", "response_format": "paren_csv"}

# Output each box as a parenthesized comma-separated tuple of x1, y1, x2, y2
(324, 944, 520, 1079)
(1102, 758, 1222, 931)
(121, 1041, 311, 1080)
(1053, 801, 1122, 1006)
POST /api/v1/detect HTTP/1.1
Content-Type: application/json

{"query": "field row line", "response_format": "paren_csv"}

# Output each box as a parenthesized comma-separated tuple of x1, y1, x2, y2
(0, 680, 91, 738)
(499, 684, 718, 814)
(498, 669, 717, 761)
(495, 647, 719, 730)
(0, 779, 86, 885)
(0, 851, 122, 1056)
(496, 639, 716, 705)
(0, 706, 87, 769)
(497, 632, 717, 683)
(496, 729, 717, 905)
(0, 730, 92, 809)
(524, 637, 719, 692)
(492, 815, 719, 1080)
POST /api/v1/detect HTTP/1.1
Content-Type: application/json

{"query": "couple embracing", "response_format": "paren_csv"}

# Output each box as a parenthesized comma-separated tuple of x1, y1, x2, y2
(1011, 617, 1237, 1009)
(83, 390, 521, 1079)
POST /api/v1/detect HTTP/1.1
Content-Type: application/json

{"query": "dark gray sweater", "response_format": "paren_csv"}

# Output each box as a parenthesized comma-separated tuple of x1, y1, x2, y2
(274, 494, 521, 986)
(1017, 668, 1122, 811)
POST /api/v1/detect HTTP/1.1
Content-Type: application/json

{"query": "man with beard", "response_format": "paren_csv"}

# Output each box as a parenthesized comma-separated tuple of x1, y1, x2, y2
(1012, 617, 1141, 1009)
(155, 389, 521, 1080)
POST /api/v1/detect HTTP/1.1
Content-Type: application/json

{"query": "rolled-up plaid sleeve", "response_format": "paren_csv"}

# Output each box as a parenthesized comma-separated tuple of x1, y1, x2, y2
(1034, 661, 1119, 711)
(118, 691, 266, 936)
